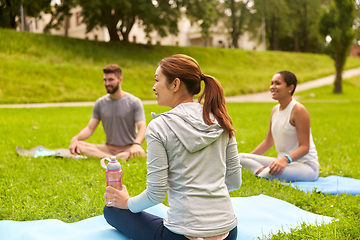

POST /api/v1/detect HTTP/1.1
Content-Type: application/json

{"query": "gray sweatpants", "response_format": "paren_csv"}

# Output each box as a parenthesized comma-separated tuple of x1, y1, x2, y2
(239, 153, 319, 182)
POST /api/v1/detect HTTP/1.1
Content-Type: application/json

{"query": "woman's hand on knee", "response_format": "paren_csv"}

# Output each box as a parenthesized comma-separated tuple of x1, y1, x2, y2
(104, 185, 130, 209)
(269, 158, 288, 176)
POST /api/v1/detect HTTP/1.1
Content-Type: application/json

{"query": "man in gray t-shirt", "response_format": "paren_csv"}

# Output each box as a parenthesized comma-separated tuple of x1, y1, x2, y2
(69, 64, 146, 160)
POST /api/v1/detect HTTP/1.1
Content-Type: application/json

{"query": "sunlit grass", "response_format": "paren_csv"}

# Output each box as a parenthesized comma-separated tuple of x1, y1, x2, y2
(1, 27, 360, 239)
(1, 80, 360, 238)
(1, 28, 360, 103)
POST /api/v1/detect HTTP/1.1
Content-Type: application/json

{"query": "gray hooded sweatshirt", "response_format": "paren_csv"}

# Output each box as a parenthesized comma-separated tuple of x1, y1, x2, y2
(128, 102, 241, 238)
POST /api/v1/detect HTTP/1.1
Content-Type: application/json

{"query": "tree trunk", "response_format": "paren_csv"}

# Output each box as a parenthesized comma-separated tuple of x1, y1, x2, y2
(232, 33, 239, 48)
(302, 3, 310, 52)
(64, 15, 69, 37)
(230, 0, 238, 48)
(5, 0, 17, 29)
(120, 30, 129, 42)
(268, 18, 275, 50)
(273, 24, 279, 50)
(334, 55, 345, 93)
(270, 17, 280, 51)
(107, 23, 120, 41)
(304, 35, 309, 52)
(294, 30, 300, 52)
(123, 17, 135, 42)
(10, 13, 17, 29)
(118, 17, 135, 42)
(314, 38, 320, 53)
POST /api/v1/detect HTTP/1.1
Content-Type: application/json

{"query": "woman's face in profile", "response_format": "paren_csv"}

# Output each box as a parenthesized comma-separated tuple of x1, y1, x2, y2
(153, 66, 173, 107)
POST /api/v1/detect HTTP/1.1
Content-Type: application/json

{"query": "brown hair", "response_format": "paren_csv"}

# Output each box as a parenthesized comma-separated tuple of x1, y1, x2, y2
(103, 64, 122, 78)
(159, 54, 235, 138)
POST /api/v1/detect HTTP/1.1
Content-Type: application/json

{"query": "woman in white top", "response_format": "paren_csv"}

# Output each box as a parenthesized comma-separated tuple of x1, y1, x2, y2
(239, 71, 319, 182)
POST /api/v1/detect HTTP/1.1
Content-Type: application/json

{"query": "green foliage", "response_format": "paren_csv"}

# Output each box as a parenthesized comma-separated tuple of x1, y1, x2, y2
(1, 28, 360, 104)
(51, 0, 222, 42)
(143, 0, 180, 38)
(319, 0, 357, 93)
(0, 0, 52, 29)
(220, 0, 253, 48)
(181, 0, 220, 39)
(252, 0, 290, 50)
(77, 0, 180, 41)
(250, 0, 340, 53)
(285, 0, 323, 53)
(43, 0, 76, 34)
(319, 0, 356, 60)
(0, 79, 360, 239)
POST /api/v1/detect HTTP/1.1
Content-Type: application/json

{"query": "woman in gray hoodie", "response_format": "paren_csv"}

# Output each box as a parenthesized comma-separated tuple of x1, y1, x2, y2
(103, 54, 241, 240)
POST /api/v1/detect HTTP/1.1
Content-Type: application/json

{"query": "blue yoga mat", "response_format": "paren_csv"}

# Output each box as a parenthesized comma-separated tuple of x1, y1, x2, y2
(281, 175, 360, 195)
(0, 194, 333, 240)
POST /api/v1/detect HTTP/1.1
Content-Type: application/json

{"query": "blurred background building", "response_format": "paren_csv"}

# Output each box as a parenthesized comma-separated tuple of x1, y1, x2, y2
(19, 5, 265, 50)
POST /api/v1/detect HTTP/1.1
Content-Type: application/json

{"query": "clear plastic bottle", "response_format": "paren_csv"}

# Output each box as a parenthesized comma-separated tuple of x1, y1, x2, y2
(100, 156, 123, 190)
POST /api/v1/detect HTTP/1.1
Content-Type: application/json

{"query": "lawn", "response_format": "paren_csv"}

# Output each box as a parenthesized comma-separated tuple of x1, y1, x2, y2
(0, 76, 359, 239)
(2, 27, 360, 103)
(1, 26, 360, 239)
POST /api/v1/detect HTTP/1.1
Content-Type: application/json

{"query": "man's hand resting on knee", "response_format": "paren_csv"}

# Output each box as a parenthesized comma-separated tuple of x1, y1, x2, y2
(69, 138, 81, 155)
(128, 144, 146, 159)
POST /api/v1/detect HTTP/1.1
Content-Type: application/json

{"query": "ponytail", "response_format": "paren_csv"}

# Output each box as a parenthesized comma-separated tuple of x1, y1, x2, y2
(159, 54, 235, 138)
(198, 75, 235, 138)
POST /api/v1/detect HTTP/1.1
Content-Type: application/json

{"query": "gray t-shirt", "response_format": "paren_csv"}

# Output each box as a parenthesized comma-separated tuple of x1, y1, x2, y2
(92, 93, 145, 146)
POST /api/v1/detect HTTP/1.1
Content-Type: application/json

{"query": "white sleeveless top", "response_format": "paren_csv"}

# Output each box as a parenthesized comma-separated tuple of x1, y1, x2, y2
(271, 99, 319, 165)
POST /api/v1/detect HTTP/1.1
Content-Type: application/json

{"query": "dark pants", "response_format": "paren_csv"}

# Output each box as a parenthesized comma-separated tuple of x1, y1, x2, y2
(103, 206, 238, 240)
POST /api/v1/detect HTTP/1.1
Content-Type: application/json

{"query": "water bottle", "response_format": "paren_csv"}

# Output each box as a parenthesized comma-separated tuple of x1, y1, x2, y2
(100, 156, 123, 190)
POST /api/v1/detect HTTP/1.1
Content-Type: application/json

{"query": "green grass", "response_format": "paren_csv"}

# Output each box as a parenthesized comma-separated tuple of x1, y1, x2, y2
(1, 77, 360, 239)
(296, 73, 360, 103)
(1, 27, 360, 104)
(1, 27, 360, 239)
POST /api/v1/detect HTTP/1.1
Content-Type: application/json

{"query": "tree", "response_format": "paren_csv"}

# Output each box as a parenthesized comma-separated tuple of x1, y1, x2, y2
(77, 0, 180, 42)
(0, 0, 51, 29)
(77, 0, 222, 43)
(319, 0, 356, 93)
(141, 0, 180, 40)
(252, 0, 290, 50)
(180, 0, 220, 41)
(285, 0, 322, 53)
(44, 0, 76, 36)
(250, 0, 326, 53)
(219, 0, 253, 48)
(353, 0, 360, 41)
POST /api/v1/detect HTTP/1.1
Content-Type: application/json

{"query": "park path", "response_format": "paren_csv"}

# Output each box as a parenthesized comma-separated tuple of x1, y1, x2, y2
(225, 66, 360, 103)
(1, 67, 360, 108)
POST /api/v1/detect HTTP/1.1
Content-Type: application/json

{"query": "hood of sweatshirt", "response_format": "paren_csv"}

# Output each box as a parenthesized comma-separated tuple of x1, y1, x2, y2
(151, 102, 224, 153)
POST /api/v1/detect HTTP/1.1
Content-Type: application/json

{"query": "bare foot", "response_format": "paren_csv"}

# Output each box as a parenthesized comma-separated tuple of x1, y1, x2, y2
(257, 167, 271, 178)
(116, 152, 130, 161)
(256, 167, 265, 175)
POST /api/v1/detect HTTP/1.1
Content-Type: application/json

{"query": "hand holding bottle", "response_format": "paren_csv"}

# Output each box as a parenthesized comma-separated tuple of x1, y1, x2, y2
(104, 185, 130, 209)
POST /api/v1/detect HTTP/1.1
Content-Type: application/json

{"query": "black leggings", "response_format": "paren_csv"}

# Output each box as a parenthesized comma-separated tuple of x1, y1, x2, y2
(103, 206, 238, 240)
